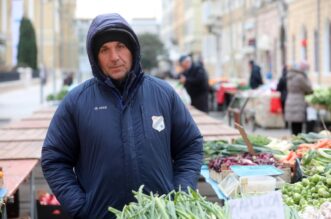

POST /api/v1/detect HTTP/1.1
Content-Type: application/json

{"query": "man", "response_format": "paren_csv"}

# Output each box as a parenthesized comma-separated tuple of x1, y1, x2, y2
(178, 55, 209, 113)
(41, 13, 203, 219)
(248, 60, 263, 89)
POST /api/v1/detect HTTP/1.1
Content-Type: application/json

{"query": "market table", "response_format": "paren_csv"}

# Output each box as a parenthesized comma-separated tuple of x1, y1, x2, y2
(192, 116, 225, 125)
(32, 107, 56, 114)
(1, 120, 50, 130)
(0, 129, 47, 142)
(21, 113, 54, 121)
(0, 141, 43, 160)
(0, 159, 39, 219)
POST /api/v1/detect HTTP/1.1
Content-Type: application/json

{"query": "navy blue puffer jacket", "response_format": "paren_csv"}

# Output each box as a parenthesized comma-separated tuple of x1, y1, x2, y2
(41, 13, 203, 219)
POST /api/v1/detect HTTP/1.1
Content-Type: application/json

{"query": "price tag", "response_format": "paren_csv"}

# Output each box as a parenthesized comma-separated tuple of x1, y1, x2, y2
(228, 191, 285, 219)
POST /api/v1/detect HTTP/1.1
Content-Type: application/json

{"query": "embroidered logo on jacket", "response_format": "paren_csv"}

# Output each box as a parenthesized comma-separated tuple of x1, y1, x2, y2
(152, 116, 165, 132)
(94, 106, 107, 111)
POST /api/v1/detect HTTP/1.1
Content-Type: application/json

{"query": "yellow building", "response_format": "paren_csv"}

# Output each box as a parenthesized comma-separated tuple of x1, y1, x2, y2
(287, 0, 331, 86)
(0, 0, 78, 75)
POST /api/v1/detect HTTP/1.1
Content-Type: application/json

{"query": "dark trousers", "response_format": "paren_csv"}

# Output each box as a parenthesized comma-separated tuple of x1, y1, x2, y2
(291, 122, 303, 135)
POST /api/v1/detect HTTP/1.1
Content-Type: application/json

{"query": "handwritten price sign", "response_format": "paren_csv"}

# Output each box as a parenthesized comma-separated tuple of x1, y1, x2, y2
(228, 191, 285, 219)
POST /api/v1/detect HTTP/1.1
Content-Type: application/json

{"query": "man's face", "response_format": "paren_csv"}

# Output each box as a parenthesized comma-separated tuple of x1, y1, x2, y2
(180, 59, 191, 71)
(98, 41, 133, 81)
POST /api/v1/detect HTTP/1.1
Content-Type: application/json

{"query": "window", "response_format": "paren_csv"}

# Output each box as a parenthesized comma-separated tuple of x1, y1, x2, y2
(292, 35, 296, 64)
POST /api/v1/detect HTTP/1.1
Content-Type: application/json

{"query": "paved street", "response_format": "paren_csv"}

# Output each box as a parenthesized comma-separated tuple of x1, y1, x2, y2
(0, 79, 60, 127)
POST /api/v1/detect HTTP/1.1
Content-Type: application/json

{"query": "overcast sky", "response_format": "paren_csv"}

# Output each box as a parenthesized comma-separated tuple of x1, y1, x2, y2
(75, 0, 162, 22)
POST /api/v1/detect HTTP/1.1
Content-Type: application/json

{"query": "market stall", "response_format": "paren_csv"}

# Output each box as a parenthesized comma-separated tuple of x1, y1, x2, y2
(227, 89, 285, 129)
(0, 159, 38, 219)
(201, 128, 331, 219)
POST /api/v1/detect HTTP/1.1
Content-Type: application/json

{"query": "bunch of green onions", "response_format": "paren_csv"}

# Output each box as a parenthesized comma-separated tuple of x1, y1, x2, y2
(108, 186, 228, 219)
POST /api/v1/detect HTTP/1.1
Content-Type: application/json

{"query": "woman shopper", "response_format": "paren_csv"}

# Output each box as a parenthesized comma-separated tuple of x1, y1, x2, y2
(285, 60, 313, 135)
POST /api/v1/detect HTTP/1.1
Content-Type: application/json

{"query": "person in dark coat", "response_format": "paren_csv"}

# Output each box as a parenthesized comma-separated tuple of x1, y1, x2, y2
(178, 55, 209, 112)
(248, 60, 263, 89)
(41, 13, 203, 219)
(276, 65, 288, 115)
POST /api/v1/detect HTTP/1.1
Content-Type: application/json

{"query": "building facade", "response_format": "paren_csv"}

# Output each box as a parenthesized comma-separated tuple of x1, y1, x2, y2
(287, 0, 331, 85)
(161, 0, 331, 86)
(0, 0, 78, 76)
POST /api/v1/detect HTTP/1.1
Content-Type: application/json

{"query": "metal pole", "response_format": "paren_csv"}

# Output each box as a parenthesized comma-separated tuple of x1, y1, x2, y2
(30, 170, 35, 219)
(317, 0, 321, 85)
(39, 0, 44, 104)
(52, 0, 57, 95)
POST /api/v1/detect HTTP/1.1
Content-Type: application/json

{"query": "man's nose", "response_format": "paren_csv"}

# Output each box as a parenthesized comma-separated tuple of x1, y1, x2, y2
(108, 48, 119, 62)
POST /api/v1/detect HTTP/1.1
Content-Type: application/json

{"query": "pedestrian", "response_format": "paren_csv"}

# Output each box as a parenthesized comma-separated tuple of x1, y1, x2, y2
(63, 72, 74, 86)
(248, 60, 263, 89)
(178, 55, 209, 113)
(276, 65, 288, 116)
(41, 13, 203, 219)
(285, 60, 313, 135)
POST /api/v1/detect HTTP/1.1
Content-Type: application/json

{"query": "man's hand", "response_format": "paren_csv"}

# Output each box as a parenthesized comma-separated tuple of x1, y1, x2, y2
(179, 75, 186, 84)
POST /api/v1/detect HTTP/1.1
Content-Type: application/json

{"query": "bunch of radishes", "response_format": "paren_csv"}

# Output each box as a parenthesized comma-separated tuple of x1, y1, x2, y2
(39, 193, 60, 205)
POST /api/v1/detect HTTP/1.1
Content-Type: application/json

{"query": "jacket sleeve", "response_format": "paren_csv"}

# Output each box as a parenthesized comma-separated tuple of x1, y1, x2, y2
(170, 91, 203, 190)
(41, 94, 87, 218)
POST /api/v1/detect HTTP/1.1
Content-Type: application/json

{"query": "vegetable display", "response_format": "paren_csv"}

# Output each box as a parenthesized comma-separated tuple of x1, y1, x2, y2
(299, 202, 331, 219)
(301, 149, 331, 176)
(109, 186, 300, 219)
(282, 174, 331, 211)
(234, 134, 271, 147)
(306, 87, 331, 110)
(108, 186, 228, 219)
(208, 152, 286, 172)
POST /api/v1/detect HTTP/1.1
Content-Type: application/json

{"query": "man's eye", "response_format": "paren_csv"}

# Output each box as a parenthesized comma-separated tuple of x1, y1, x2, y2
(99, 48, 107, 53)
(118, 43, 126, 49)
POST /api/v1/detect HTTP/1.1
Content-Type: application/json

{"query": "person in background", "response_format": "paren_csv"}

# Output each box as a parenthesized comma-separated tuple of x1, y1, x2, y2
(285, 60, 313, 135)
(276, 65, 288, 118)
(41, 13, 203, 219)
(178, 55, 209, 113)
(248, 60, 263, 89)
(63, 72, 74, 86)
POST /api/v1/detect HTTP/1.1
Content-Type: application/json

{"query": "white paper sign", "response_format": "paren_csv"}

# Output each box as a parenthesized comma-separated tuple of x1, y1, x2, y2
(228, 191, 285, 219)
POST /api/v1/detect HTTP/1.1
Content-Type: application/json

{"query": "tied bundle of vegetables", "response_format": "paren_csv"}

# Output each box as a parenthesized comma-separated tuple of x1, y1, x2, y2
(203, 141, 228, 164)
(306, 87, 331, 110)
(301, 148, 331, 176)
(291, 132, 331, 150)
(296, 139, 331, 158)
(108, 186, 228, 219)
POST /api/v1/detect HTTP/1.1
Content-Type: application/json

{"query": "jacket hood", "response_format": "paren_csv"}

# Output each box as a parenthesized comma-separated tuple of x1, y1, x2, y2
(86, 13, 142, 83)
(287, 68, 306, 80)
